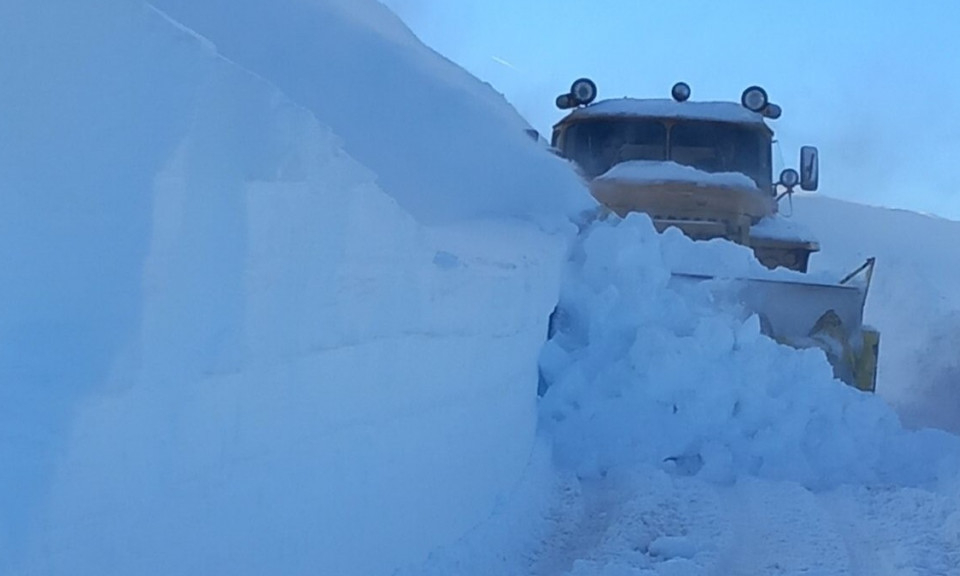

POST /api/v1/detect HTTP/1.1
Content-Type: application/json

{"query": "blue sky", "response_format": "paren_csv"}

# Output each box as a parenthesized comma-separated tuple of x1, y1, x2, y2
(383, 0, 960, 220)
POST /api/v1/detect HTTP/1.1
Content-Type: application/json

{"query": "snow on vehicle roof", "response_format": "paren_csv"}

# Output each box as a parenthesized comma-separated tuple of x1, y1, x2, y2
(595, 160, 763, 192)
(560, 98, 769, 127)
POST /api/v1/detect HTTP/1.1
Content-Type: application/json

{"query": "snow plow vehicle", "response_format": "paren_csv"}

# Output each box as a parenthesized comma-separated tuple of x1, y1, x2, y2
(547, 79, 879, 392)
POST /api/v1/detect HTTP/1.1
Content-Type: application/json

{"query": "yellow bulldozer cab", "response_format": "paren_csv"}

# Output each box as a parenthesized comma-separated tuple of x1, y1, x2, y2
(547, 82, 880, 392)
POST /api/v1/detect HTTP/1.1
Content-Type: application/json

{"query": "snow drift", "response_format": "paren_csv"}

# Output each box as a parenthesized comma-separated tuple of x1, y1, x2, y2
(0, 0, 586, 574)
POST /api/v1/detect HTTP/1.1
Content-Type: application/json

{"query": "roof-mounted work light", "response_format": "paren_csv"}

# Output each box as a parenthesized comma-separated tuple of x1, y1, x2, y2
(741, 85, 769, 112)
(671, 82, 691, 102)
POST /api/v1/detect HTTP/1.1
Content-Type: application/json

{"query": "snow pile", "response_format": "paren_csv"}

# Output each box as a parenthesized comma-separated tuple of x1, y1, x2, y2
(539, 213, 960, 489)
(597, 160, 762, 192)
(657, 225, 827, 282)
(0, 0, 586, 574)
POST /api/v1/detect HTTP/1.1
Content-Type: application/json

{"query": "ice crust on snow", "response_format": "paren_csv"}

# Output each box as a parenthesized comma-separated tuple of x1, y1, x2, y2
(562, 98, 769, 127)
(596, 160, 764, 192)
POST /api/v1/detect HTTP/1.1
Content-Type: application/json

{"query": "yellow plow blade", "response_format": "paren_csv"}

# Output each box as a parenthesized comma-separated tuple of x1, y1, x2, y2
(670, 259, 878, 392)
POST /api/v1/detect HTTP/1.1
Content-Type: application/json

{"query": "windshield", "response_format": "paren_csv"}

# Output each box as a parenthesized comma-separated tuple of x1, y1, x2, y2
(670, 123, 769, 188)
(563, 120, 667, 178)
(562, 119, 771, 188)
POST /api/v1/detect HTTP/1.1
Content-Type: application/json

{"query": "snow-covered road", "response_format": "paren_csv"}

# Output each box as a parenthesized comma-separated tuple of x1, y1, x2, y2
(410, 462, 960, 575)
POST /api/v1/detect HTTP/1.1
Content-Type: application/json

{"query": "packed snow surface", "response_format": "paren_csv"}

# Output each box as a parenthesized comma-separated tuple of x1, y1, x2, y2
(3, 0, 960, 575)
(563, 98, 768, 126)
(596, 160, 762, 192)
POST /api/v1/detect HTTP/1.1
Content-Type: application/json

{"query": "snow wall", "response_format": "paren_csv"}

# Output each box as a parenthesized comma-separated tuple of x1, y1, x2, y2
(791, 194, 960, 433)
(0, 1, 587, 574)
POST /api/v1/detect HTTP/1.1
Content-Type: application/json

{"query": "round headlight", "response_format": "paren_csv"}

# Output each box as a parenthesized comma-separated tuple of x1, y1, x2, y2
(741, 85, 769, 112)
(671, 82, 691, 102)
(764, 103, 782, 120)
(779, 168, 800, 188)
(570, 78, 598, 106)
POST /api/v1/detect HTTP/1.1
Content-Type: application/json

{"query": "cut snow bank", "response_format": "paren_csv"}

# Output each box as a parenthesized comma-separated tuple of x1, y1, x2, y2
(0, 0, 585, 575)
(147, 0, 589, 224)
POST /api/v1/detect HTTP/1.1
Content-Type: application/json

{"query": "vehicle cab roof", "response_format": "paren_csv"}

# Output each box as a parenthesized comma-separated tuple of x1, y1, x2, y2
(556, 98, 772, 132)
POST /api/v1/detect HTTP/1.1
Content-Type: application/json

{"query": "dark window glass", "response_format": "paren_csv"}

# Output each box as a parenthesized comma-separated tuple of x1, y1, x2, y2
(669, 123, 768, 188)
(563, 120, 667, 178)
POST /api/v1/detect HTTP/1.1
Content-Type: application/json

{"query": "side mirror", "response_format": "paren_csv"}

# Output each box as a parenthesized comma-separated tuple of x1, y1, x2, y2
(800, 146, 819, 191)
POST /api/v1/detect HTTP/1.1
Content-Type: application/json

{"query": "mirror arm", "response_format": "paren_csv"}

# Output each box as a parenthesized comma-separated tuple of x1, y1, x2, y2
(774, 186, 796, 217)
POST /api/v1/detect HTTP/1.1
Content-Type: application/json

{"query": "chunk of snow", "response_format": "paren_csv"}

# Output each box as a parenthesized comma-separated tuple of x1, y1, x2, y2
(648, 535, 697, 560)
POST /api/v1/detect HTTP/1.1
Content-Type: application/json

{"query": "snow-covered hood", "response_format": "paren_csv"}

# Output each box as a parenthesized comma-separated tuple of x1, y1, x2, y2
(594, 160, 763, 193)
